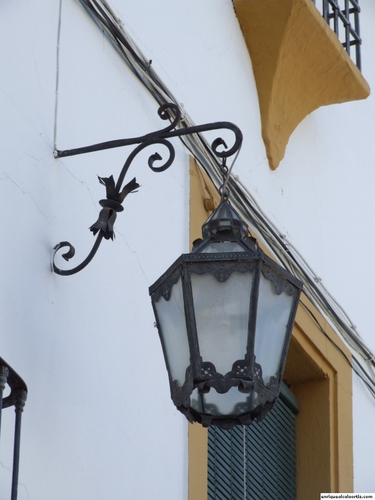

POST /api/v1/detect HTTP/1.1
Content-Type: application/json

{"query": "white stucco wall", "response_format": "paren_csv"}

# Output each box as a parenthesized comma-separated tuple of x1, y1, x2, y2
(1, 0, 375, 497)
(1, 1, 190, 499)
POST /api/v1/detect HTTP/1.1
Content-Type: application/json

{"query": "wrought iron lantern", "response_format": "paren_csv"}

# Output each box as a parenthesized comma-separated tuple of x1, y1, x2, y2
(149, 200, 302, 429)
(52, 101, 303, 429)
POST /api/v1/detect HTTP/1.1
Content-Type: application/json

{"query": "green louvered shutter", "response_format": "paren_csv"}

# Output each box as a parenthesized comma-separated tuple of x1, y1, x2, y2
(208, 383, 298, 500)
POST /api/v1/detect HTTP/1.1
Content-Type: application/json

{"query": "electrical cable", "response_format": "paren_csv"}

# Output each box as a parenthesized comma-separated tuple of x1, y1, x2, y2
(54, 0, 63, 153)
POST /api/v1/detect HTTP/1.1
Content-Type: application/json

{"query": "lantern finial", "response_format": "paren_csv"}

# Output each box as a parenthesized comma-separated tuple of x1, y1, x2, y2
(202, 200, 249, 240)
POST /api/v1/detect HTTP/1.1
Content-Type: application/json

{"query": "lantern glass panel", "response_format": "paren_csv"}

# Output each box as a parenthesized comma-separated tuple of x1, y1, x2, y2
(190, 271, 253, 375)
(154, 277, 190, 386)
(254, 273, 294, 384)
(200, 241, 246, 253)
(190, 387, 255, 416)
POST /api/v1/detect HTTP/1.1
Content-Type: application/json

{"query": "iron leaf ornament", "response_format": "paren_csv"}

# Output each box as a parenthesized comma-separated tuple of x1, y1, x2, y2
(89, 176, 140, 240)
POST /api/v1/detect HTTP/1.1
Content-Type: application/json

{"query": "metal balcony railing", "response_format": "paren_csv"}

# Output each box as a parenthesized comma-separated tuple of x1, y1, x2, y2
(313, 0, 362, 70)
(0, 358, 27, 500)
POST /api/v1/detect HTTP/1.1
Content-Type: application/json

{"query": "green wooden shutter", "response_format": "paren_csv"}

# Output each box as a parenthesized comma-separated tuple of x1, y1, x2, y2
(208, 383, 298, 500)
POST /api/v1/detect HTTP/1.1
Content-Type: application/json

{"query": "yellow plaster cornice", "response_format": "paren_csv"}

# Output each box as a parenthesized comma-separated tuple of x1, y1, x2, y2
(233, 0, 370, 169)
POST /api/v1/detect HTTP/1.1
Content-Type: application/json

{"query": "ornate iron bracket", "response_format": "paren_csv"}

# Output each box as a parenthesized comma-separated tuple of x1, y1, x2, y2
(52, 103, 243, 276)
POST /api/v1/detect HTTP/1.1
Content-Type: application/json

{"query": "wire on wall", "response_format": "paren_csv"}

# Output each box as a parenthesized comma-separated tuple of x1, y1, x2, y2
(54, 0, 63, 153)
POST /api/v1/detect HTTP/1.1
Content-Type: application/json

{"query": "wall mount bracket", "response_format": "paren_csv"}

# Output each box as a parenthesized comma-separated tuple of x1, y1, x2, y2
(52, 103, 243, 276)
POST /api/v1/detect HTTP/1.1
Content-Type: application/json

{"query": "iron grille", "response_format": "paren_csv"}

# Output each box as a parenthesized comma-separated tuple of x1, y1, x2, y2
(0, 358, 27, 500)
(313, 0, 362, 70)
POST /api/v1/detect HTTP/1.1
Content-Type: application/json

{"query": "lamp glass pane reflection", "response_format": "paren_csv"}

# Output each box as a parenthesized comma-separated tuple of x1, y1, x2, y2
(191, 271, 253, 376)
(153, 276, 190, 386)
(254, 272, 294, 385)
